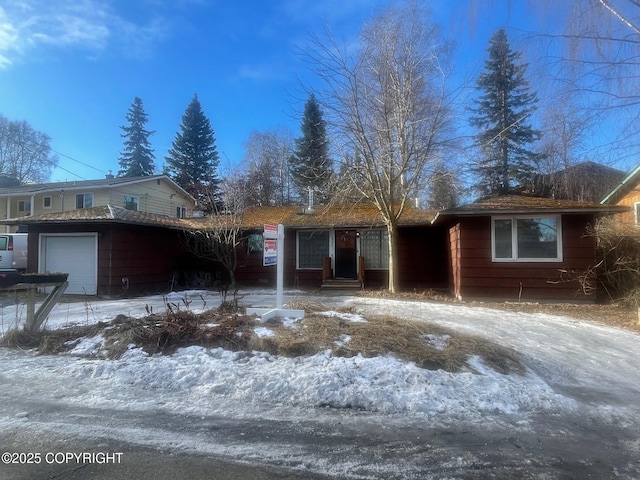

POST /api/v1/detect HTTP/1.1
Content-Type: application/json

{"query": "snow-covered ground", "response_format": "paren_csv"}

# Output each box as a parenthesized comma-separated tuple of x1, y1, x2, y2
(1, 290, 639, 479)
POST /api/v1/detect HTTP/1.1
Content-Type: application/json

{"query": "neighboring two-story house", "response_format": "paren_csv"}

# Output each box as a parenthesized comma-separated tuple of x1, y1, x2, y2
(600, 163, 640, 225)
(0, 175, 197, 295)
(0, 174, 195, 233)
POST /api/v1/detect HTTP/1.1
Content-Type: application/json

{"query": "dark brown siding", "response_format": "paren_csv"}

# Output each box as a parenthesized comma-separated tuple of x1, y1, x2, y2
(455, 214, 597, 302)
(397, 226, 449, 290)
(27, 223, 204, 296)
(105, 225, 189, 295)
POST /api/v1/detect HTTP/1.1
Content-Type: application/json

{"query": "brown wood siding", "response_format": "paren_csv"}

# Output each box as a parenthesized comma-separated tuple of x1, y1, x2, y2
(396, 226, 449, 290)
(613, 186, 640, 224)
(456, 214, 597, 302)
(27, 223, 202, 296)
(105, 225, 186, 295)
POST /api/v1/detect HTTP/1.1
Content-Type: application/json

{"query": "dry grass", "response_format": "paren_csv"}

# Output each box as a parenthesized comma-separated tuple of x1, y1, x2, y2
(249, 311, 523, 374)
(0, 302, 524, 375)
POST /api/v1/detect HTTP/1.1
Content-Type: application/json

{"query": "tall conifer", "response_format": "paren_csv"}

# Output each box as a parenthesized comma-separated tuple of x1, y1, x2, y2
(470, 28, 541, 195)
(165, 94, 220, 204)
(289, 93, 332, 202)
(118, 97, 155, 177)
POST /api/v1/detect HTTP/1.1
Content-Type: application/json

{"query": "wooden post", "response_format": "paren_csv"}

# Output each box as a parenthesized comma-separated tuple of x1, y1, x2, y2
(322, 256, 332, 281)
(24, 282, 69, 333)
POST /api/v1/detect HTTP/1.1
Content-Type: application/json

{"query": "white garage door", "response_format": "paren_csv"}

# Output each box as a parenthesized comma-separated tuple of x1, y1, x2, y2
(40, 234, 98, 295)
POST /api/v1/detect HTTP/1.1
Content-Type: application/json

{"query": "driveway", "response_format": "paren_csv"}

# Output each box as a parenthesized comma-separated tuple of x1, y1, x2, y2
(1, 290, 639, 479)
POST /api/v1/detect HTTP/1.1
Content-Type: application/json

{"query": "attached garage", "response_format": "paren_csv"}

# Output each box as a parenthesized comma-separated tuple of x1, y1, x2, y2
(9, 206, 209, 297)
(39, 234, 98, 295)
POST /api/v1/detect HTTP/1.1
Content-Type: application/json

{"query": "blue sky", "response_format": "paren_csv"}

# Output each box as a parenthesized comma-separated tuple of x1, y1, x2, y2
(0, 1, 590, 182)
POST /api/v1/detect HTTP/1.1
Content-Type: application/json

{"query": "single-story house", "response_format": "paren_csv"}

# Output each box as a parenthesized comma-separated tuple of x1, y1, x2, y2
(433, 195, 627, 301)
(1, 190, 628, 302)
(185, 204, 450, 291)
(0, 174, 196, 233)
(600, 163, 640, 225)
(4, 205, 204, 295)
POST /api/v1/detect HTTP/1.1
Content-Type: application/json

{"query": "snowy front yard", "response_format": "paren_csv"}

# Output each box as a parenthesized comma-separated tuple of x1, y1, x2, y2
(1, 290, 639, 479)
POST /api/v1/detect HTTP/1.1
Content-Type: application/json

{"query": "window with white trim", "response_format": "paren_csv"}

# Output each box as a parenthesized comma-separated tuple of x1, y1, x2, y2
(123, 195, 139, 211)
(18, 200, 31, 212)
(298, 231, 329, 269)
(76, 193, 93, 209)
(492, 216, 562, 262)
(43, 196, 52, 208)
(359, 230, 389, 269)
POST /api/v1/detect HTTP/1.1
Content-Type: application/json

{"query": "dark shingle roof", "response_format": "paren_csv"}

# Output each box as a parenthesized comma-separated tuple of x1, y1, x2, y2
(434, 194, 629, 222)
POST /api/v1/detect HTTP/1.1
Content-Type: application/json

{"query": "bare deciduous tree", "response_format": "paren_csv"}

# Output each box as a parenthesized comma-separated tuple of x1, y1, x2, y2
(0, 115, 58, 183)
(182, 171, 250, 290)
(306, 1, 453, 292)
(242, 128, 295, 206)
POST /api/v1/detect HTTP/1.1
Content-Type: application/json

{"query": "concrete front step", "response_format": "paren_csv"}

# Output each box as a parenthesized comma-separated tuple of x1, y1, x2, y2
(321, 279, 362, 289)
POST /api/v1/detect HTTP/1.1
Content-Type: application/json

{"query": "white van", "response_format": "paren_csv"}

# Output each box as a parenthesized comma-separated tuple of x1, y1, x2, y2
(0, 233, 28, 271)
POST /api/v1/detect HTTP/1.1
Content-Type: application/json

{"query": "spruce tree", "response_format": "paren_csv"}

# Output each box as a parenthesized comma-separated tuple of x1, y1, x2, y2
(165, 94, 220, 204)
(470, 28, 541, 196)
(118, 97, 155, 177)
(289, 93, 332, 202)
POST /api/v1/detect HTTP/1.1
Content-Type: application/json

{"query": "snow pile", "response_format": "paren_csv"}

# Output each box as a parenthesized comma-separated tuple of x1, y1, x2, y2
(53, 341, 576, 421)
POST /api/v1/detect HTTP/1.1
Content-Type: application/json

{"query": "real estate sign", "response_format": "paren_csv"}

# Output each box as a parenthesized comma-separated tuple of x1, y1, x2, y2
(263, 224, 278, 266)
(263, 238, 277, 266)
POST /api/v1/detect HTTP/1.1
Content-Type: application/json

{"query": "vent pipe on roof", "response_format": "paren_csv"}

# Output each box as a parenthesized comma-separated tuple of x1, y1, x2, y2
(105, 170, 114, 179)
(307, 187, 315, 213)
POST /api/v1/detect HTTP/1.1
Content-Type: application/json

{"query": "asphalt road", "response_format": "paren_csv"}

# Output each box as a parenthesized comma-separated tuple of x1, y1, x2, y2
(1, 396, 638, 480)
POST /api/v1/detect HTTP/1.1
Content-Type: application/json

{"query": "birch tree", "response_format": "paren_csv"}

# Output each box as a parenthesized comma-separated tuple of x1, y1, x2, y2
(307, 1, 452, 292)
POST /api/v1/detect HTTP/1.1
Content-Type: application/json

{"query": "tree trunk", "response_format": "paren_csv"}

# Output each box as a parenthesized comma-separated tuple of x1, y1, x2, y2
(387, 223, 400, 293)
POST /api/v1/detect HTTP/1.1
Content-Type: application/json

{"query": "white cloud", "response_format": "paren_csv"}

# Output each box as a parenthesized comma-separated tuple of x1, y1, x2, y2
(0, 7, 21, 67)
(0, 1, 172, 68)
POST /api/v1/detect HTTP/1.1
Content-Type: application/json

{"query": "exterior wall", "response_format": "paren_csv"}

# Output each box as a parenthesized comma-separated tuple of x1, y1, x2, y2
(613, 186, 640, 224)
(105, 180, 194, 217)
(452, 214, 598, 302)
(0, 178, 195, 225)
(233, 226, 449, 290)
(26, 223, 203, 296)
(397, 226, 449, 290)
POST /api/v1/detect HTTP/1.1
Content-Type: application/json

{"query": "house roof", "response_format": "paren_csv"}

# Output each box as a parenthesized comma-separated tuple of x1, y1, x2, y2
(3, 203, 438, 230)
(186, 204, 439, 230)
(600, 163, 640, 205)
(6, 197, 623, 231)
(3, 205, 188, 229)
(433, 194, 629, 222)
(0, 175, 195, 202)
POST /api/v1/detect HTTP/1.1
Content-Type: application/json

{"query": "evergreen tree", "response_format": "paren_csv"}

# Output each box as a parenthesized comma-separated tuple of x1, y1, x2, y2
(118, 97, 155, 177)
(289, 93, 332, 202)
(165, 94, 220, 204)
(427, 162, 459, 209)
(470, 28, 541, 196)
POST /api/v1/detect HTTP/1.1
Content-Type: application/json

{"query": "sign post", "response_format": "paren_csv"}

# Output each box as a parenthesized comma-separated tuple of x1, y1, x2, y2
(246, 224, 304, 321)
